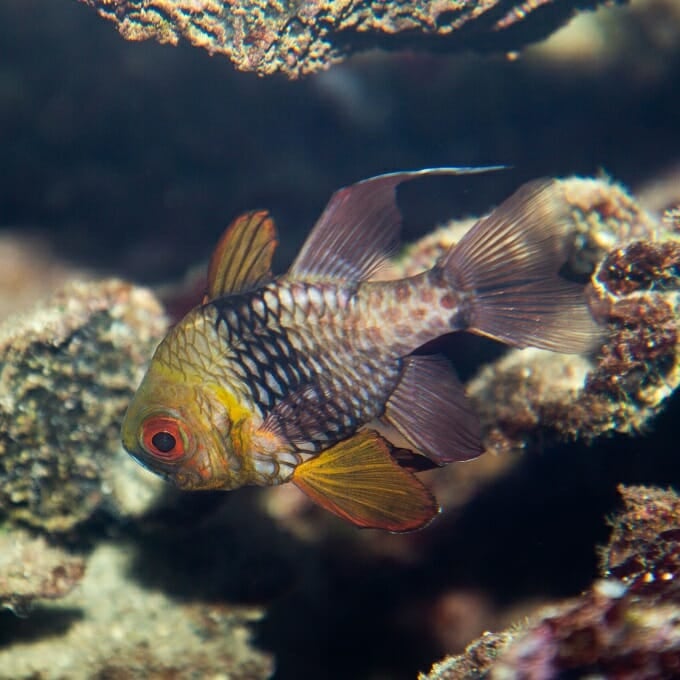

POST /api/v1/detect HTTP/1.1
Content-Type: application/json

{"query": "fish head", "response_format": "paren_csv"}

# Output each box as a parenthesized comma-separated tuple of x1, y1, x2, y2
(121, 349, 247, 491)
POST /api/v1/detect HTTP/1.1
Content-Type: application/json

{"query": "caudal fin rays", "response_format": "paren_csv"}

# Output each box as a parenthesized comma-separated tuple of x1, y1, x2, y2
(443, 180, 600, 353)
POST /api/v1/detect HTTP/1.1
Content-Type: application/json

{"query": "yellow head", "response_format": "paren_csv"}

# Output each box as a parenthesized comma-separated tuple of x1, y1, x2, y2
(121, 314, 253, 491)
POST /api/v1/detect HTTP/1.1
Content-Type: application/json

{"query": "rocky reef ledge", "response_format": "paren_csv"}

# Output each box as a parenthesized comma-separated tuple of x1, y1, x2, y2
(78, 0, 607, 77)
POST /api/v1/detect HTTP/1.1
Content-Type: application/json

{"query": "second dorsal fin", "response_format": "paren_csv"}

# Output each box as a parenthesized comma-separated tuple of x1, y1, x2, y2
(288, 167, 502, 283)
(205, 210, 278, 301)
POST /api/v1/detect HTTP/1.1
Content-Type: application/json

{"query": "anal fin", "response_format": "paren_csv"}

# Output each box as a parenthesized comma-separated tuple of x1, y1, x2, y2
(292, 431, 439, 532)
(384, 355, 483, 465)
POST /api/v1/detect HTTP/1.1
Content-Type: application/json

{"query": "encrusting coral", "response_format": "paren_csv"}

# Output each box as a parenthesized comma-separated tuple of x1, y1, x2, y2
(420, 484, 680, 680)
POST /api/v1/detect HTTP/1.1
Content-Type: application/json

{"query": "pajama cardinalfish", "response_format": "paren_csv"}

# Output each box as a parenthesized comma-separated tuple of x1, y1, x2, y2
(121, 169, 598, 532)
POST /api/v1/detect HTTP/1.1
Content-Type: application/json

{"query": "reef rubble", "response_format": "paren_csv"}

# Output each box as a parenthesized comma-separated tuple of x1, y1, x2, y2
(0, 540, 273, 679)
(0, 530, 85, 617)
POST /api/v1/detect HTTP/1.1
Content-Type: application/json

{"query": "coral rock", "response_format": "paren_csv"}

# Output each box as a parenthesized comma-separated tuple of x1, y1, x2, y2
(0, 541, 273, 679)
(0, 279, 167, 532)
(602, 484, 680, 586)
(418, 631, 515, 680)
(0, 530, 85, 616)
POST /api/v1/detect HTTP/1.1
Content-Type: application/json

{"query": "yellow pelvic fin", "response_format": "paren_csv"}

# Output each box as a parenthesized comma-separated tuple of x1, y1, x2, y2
(292, 431, 439, 533)
(205, 210, 278, 300)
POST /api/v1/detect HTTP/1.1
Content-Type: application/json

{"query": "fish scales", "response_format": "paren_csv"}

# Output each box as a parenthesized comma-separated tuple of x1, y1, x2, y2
(122, 169, 599, 532)
(352, 269, 467, 357)
(210, 280, 404, 455)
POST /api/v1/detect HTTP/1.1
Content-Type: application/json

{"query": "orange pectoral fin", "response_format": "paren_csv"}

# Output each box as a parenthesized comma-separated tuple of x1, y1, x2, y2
(292, 431, 439, 533)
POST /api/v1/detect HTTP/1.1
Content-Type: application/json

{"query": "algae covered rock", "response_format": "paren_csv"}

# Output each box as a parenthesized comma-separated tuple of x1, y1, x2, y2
(0, 279, 167, 532)
(0, 529, 85, 616)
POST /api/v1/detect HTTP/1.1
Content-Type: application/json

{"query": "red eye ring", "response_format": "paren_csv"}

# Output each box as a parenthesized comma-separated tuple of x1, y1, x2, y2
(141, 415, 188, 462)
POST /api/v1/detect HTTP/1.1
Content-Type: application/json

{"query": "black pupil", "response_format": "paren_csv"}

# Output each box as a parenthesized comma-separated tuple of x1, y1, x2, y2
(151, 431, 176, 453)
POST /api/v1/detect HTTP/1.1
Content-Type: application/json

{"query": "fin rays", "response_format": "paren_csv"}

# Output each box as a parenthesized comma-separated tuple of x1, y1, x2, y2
(443, 180, 600, 353)
(293, 430, 439, 532)
(384, 355, 483, 465)
(289, 167, 503, 282)
(206, 210, 277, 300)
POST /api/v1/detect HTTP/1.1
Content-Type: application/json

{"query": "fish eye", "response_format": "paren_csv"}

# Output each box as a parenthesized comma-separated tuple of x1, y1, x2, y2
(151, 431, 176, 453)
(140, 415, 189, 462)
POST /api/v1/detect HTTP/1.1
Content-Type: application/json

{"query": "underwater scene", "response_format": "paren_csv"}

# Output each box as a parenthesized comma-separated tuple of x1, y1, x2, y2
(1, 0, 680, 678)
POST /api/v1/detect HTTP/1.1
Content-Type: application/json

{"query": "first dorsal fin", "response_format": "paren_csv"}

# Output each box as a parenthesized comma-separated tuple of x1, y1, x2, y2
(204, 210, 277, 301)
(288, 167, 503, 282)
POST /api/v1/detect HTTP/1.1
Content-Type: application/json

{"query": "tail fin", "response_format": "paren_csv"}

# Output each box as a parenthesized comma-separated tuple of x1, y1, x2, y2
(442, 180, 599, 353)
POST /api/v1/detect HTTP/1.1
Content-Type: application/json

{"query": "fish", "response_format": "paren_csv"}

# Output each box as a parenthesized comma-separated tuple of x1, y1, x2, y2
(121, 168, 598, 532)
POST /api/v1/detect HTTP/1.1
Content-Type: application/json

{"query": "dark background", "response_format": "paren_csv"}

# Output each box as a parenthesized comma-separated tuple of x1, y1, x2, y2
(2, 1, 679, 283)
